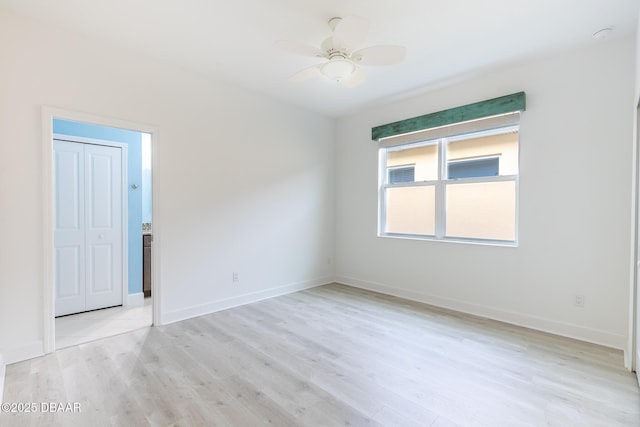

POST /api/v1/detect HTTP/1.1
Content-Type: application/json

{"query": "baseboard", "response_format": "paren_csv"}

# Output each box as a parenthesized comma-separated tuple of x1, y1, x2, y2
(336, 275, 627, 350)
(0, 352, 5, 404)
(162, 276, 333, 325)
(126, 292, 145, 306)
(2, 341, 44, 366)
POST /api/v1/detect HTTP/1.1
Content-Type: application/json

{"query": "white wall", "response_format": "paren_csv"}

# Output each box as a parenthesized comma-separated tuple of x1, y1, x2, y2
(0, 352, 5, 404)
(336, 35, 636, 350)
(637, 10, 640, 104)
(0, 10, 335, 363)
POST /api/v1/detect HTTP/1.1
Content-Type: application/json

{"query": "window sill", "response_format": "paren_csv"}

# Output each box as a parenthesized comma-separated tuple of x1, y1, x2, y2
(378, 233, 518, 248)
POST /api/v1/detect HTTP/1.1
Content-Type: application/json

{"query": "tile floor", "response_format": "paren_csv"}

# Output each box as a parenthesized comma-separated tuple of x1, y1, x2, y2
(55, 297, 152, 349)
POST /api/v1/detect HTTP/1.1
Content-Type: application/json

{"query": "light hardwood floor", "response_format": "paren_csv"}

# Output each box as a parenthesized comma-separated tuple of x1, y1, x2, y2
(2, 284, 639, 426)
(55, 298, 153, 349)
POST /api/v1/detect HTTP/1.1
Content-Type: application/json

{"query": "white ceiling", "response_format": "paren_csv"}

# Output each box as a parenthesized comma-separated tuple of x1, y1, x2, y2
(1, 0, 637, 117)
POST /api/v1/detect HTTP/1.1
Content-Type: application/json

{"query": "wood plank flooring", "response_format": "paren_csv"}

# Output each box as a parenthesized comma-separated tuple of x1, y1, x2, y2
(56, 297, 152, 349)
(2, 283, 639, 426)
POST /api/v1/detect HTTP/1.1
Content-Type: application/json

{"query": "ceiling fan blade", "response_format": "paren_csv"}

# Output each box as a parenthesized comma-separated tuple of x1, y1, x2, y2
(352, 45, 406, 66)
(274, 40, 325, 58)
(289, 64, 322, 82)
(339, 68, 366, 88)
(332, 15, 369, 51)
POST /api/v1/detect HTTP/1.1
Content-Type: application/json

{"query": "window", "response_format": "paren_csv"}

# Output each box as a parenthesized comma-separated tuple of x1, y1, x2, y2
(379, 123, 519, 243)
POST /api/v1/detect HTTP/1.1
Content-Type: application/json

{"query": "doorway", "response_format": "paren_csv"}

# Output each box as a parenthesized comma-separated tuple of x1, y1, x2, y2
(42, 107, 159, 353)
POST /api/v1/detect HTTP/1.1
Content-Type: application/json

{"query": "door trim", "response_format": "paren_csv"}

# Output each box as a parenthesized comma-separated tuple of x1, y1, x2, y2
(53, 135, 128, 316)
(42, 106, 161, 354)
(630, 97, 640, 374)
(633, 98, 640, 379)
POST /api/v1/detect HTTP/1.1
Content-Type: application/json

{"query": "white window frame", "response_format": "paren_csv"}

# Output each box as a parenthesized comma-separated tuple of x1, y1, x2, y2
(378, 125, 519, 245)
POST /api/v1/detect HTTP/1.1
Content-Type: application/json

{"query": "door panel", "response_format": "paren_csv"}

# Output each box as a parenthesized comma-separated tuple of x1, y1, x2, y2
(88, 152, 115, 228)
(54, 140, 123, 316)
(55, 247, 81, 297)
(55, 149, 82, 230)
(85, 144, 123, 311)
(89, 244, 113, 292)
(54, 141, 86, 316)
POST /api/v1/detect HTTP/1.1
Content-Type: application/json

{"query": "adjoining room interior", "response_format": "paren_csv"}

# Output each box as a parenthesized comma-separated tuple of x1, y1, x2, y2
(0, 0, 639, 425)
(51, 119, 153, 348)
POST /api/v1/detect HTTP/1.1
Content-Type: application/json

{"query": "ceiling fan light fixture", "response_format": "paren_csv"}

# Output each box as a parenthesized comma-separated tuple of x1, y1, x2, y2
(320, 58, 355, 81)
(276, 15, 405, 88)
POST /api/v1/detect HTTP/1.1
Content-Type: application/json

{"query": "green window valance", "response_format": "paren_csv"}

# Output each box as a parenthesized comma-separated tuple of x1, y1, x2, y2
(372, 91, 526, 141)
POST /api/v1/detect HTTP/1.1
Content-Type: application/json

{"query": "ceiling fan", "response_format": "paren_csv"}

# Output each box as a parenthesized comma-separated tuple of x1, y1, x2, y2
(275, 16, 406, 88)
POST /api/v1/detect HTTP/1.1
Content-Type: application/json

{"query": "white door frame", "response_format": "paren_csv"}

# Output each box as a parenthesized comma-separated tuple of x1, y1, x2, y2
(632, 99, 640, 381)
(53, 135, 128, 315)
(42, 106, 161, 354)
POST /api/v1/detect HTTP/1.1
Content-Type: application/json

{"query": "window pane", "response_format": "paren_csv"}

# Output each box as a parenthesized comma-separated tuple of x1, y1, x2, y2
(387, 143, 438, 182)
(447, 131, 518, 176)
(386, 186, 435, 235)
(448, 157, 499, 179)
(445, 181, 516, 241)
(388, 166, 415, 184)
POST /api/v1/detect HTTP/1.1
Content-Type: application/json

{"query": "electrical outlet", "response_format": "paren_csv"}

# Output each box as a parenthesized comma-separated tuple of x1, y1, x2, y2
(232, 272, 239, 282)
(574, 294, 585, 308)
(327, 256, 332, 265)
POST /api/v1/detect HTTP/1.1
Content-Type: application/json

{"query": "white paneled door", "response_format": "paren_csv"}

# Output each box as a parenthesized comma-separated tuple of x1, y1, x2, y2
(54, 140, 123, 317)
